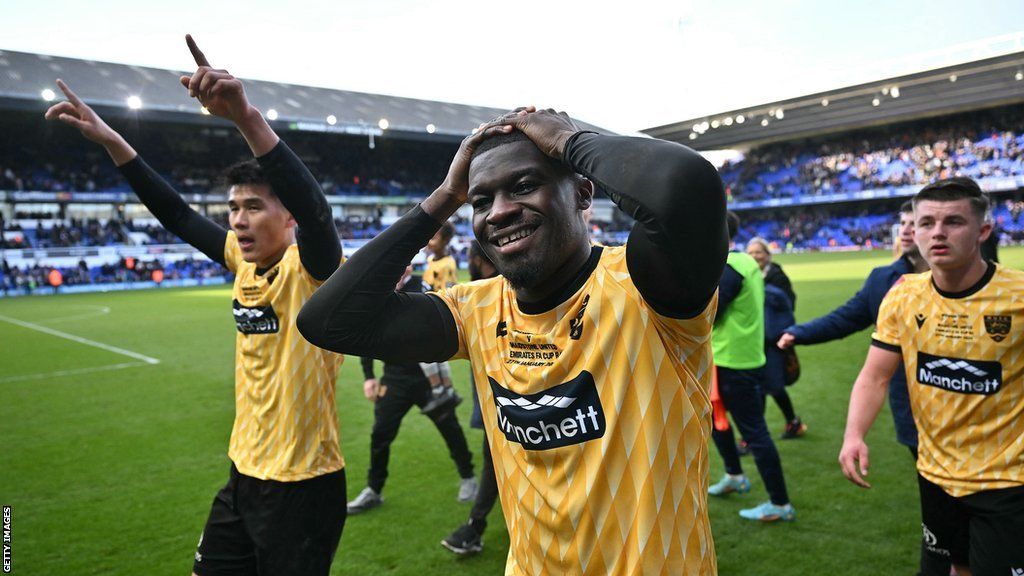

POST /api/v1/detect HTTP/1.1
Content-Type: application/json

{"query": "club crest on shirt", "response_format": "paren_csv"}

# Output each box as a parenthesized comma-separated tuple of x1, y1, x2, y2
(490, 370, 605, 450)
(983, 315, 1011, 342)
(569, 294, 590, 340)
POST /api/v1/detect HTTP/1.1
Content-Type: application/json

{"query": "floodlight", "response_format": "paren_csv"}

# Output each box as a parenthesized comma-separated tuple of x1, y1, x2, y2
(126, 95, 142, 110)
(821, 99, 829, 107)
(774, 109, 784, 120)
(327, 115, 337, 125)
(736, 115, 745, 124)
(266, 108, 278, 120)
(41, 88, 55, 102)
(426, 124, 436, 134)
(891, 86, 900, 98)
(378, 118, 389, 130)
(872, 97, 880, 107)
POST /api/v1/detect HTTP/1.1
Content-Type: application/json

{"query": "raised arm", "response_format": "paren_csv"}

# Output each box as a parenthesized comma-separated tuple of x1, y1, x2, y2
(180, 35, 340, 279)
(298, 121, 515, 361)
(44, 79, 227, 265)
(504, 111, 728, 317)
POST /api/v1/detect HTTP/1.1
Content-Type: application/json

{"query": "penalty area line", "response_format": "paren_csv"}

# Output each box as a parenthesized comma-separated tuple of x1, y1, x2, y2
(0, 314, 161, 365)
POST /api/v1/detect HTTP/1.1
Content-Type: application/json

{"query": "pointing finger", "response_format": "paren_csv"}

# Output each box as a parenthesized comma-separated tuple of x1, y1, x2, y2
(55, 79, 84, 107)
(186, 34, 212, 68)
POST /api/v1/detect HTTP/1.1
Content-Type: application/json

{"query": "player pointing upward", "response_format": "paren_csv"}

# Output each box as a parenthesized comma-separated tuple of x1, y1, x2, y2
(46, 36, 348, 576)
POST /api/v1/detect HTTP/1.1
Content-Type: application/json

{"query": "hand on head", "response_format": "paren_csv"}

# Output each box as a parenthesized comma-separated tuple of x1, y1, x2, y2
(178, 34, 252, 123)
(436, 106, 582, 206)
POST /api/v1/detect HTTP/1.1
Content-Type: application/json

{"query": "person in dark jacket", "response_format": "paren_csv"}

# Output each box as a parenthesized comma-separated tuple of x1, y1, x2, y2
(777, 202, 928, 453)
(347, 265, 477, 515)
(746, 237, 805, 439)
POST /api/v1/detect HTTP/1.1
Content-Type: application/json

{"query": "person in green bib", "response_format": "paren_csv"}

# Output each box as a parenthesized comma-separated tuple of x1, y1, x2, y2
(708, 212, 796, 522)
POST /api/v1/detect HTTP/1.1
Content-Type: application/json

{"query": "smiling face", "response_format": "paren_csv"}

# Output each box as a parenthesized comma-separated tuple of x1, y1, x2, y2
(913, 198, 990, 271)
(467, 140, 592, 292)
(746, 241, 770, 270)
(227, 184, 296, 269)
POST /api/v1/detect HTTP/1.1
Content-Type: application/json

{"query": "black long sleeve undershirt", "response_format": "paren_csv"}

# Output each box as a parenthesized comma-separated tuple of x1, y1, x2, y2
(119, 156, 228, 266)
(297, 132, 727, 360)
(565, 132, 727, 317)
(117, 142, 339, 278)
(256, 142, 341, 281)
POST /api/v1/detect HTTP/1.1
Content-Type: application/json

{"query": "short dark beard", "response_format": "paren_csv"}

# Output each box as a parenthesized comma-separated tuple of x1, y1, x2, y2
(493, 217, 579, 292)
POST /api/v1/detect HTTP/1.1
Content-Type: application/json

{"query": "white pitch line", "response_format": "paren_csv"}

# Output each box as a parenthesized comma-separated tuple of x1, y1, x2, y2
(0, 361, 146, 384)
(36, 305, 112, 324)
(0, 314, 160, 365)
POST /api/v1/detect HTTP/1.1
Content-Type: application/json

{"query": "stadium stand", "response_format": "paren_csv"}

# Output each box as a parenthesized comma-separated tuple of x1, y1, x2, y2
(3, 49, 1024, 297)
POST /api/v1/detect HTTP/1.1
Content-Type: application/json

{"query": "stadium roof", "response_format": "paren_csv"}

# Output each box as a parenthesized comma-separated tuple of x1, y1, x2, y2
(644, 50, 1024, 151)
(0, 49, 609, 143)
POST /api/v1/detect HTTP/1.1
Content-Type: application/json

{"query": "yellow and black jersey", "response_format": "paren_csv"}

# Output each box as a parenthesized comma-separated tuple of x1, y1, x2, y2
(424, 254, 458, 292)
(437, 245, 717, 575)
(224, 232, 345, 481)
(873, 264, 1024, 496)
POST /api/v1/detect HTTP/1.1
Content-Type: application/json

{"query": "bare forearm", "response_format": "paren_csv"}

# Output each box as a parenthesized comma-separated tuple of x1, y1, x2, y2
(233, 106, 280, 158)
(101, 133, 138, 167)
(843, 374, 889, 442)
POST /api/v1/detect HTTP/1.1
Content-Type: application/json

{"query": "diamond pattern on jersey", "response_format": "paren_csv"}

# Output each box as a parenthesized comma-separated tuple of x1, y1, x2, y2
(438, 246, 717, 575)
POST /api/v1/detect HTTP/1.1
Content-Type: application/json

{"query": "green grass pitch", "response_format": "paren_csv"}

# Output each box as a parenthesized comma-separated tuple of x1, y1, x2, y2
(2, 247, 1022, 575)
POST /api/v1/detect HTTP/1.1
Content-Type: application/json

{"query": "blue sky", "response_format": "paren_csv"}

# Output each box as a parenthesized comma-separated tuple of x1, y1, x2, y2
(3, 0, 1023, 134)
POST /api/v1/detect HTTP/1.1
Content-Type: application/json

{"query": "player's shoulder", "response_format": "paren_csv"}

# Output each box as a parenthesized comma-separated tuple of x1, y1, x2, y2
(992, 263, 1024, 284)
(441, 275, 505, 310)
(891, 271, 931, 293)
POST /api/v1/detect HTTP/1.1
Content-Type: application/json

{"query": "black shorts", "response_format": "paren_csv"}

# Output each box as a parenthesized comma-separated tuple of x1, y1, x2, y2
(918, 474, 1024, 574)
(192, 464, 347, 576)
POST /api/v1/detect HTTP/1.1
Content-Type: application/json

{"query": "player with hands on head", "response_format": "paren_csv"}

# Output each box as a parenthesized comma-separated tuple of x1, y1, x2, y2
(298, 106, 727, 574)
(47, 35, 347, 576)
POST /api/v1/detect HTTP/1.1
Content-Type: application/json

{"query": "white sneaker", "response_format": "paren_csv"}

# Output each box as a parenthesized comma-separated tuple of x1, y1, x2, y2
(458, 477, 479, 502)
(347, 487, 383, 515)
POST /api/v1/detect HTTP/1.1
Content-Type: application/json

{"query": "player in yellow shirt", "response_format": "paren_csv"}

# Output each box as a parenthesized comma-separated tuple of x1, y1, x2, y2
(423, 221, 460, 292)
(840, 178, 1024, 576)
(46, 37, 347, 576)
(300, 108, 728, 575)
(420, 220, 462, 413)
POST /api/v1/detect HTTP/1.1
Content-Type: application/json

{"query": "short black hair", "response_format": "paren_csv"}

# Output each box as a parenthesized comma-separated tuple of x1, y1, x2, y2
(727, 211, 740, 239)
(913, 177, 988, 221)
(223, 160, 271, 189)
(470, 129, 575, 180)
(899, 200, 914, 214)
(472, 130, 534, 161)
